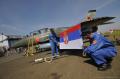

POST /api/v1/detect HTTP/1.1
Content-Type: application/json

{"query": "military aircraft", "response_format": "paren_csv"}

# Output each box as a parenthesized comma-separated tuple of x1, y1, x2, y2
(11, 10, 115, 51)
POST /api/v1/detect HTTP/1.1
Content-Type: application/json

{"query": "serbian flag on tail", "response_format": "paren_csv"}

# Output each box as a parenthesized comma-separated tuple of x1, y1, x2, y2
(60, 24, 83, 49)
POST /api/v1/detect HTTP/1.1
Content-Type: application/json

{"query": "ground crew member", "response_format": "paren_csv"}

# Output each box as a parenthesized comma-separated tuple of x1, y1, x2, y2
(84, 31, 117, 71)
(49, 29, 59, 58)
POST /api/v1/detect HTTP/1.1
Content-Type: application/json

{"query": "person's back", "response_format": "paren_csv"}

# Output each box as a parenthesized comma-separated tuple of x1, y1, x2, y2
(90, 32, 114, 51)
(84, 32, 117, 71)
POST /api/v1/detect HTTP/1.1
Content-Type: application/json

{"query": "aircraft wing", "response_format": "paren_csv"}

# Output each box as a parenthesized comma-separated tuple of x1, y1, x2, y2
(81, 17, 115, 26)
(101, 22, 115, 25)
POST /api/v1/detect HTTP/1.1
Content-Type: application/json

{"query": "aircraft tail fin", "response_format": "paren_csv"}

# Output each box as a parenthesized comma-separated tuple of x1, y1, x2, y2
(85, 10, 96, 21)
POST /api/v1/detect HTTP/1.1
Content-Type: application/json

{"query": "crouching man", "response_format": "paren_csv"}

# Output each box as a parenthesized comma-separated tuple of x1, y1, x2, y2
(84, 31, 117, 71)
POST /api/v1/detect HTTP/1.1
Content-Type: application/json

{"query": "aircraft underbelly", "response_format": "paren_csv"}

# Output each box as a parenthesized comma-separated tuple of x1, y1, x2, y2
(39, 43, 51, 49)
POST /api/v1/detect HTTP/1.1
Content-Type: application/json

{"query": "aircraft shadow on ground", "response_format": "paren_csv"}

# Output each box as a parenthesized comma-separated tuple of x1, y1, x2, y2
(60, 49, 97, 67)
(34, 49, 97, 67)
(60, 49, 86, 57)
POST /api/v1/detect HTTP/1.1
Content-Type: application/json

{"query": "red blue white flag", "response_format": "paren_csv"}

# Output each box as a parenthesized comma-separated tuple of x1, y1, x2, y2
(60, 24, 83, 49)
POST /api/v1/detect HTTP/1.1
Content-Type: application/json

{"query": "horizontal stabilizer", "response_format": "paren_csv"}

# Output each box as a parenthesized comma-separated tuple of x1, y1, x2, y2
(81, 17, 115, 26)
(101, 22, 115, 25)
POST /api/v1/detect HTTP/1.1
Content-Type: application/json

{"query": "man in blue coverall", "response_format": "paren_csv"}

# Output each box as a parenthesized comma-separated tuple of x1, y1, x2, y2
(49, 29, 59, 58)
(84, 30, 117, 71)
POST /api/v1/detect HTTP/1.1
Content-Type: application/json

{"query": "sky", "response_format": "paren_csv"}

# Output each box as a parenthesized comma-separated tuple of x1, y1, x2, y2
(0, 0, 120, 35)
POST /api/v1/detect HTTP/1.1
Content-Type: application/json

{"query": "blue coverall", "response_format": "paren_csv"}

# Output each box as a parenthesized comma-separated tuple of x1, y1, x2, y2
(84, 32, 117, 65)
(49, 33, 59, 57)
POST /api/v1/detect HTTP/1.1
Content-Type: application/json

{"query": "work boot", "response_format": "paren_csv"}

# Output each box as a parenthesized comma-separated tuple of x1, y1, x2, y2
(106, 58, 112, 69)
(52, 56, 56, 59)
(107, 63, 112, 69)
(97, 64, 108, 71)
(56, 54, 60, 57)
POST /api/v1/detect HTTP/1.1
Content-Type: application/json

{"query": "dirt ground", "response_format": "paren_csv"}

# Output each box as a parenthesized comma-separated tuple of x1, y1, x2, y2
(0, 46, 120, 79)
